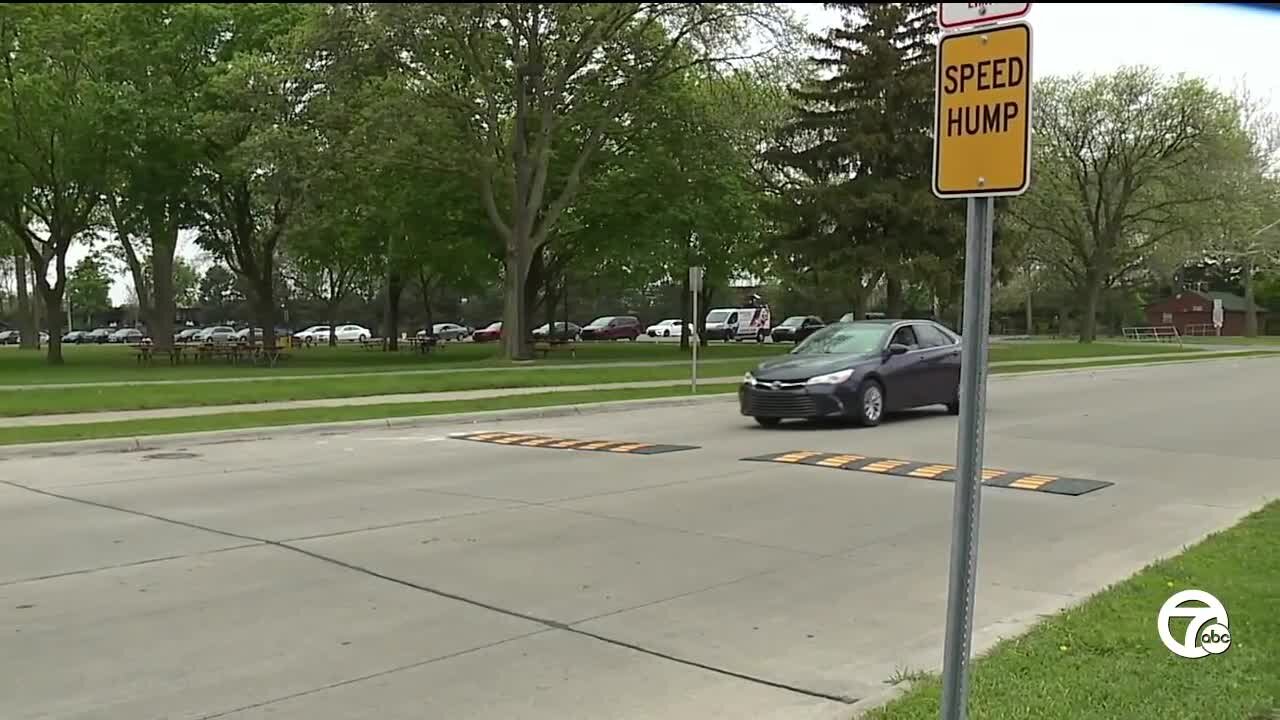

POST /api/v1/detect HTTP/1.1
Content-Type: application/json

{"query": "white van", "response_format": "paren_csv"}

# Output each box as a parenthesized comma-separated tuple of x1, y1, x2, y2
(704, 306, 771, 342)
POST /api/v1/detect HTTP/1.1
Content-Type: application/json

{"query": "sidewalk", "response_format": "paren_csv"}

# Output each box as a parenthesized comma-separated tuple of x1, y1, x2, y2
(2, 348, 1264, 429)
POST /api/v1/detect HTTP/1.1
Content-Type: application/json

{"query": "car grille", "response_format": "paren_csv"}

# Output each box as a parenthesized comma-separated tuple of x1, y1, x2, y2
(743, 388, 817, 418)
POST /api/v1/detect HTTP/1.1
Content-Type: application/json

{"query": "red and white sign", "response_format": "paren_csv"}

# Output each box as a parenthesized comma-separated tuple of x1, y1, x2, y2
(938, 3, 1031, 30)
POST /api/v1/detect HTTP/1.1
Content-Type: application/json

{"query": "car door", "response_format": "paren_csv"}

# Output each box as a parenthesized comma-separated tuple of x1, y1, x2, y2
(880, 324, 928, 410)
(911, 322, 961, 405)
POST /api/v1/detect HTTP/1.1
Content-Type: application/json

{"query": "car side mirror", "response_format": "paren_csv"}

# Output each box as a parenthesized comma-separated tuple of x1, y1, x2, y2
(886, 343, 909, 356)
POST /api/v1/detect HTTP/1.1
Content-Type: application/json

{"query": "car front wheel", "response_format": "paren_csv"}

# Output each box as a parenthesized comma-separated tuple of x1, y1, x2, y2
(853, 379, 885, 427)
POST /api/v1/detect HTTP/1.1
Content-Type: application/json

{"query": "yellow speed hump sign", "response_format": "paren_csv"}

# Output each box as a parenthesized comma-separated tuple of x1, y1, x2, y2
(932, 21, 1032, 197)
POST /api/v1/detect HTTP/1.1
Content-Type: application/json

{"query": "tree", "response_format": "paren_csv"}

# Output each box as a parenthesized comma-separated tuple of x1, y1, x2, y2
(174, 257, 201, 308)
(1009, 67, 1248, 342)
(765, 3, 957, 324)
(194, 4, 312, 352)
(66, 253, 112, 329)
(0, 4, 125, 364)
(98, 3, 229, 352)
(198, 264, 242, 321)
(382, 2, 795, 359)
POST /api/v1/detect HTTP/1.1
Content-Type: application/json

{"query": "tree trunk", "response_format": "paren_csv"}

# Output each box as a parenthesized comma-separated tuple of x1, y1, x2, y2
(886, 275, 904, 318)
(255, 291, 276, 354)
(40, 285, 64, 365)
(1079, 276, 1102, 343)
(419, 272, 435, 336)
(14, 251, 35, 350)
(1025, 281, 1034, 336)
(1243, 256, 1258, 338)
(383, 269, 402, 351)
(325, 299, 339, 348)
(697, 287, 714, 347)
(31, 264, 43, 343)
(150, 246, 175, 351)
(679, 267, 690, 351)
(502, 245, 532, 359)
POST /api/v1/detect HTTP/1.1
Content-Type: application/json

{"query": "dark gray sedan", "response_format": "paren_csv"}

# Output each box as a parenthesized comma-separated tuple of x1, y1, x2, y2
(740, 319, 962, 427)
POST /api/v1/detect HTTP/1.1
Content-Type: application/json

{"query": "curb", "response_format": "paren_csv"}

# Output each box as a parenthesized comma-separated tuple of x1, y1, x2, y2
(0, 392, 737, 460)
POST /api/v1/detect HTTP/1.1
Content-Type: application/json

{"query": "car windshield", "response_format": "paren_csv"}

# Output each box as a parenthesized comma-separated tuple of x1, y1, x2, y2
(792, 323, 889, 355)
(586, 317, 614, 328)
(486, 322, 502, 330)
(780, 316, 805, 327)
(706, 310, 731, 323)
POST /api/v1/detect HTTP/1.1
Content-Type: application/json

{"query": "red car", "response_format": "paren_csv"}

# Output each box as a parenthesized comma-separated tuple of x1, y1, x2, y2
(472, 321, 502, 343)
(579, 316, 641, 341)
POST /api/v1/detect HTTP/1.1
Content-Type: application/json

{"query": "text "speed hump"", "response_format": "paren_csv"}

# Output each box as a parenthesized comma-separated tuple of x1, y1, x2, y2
(932, 22, 1032, 197)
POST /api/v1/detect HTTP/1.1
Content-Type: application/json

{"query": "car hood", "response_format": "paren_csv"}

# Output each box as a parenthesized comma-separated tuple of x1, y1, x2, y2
(751, 351, 879, 381)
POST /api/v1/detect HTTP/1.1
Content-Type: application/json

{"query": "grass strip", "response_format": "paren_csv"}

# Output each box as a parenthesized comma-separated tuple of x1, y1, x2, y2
(0, 384, 741, 446)
(865, 500, 1280, 720)
(1, 350, 1272, 447)
(0, 341, 1188, 388)
(0, 343, 1213, 417)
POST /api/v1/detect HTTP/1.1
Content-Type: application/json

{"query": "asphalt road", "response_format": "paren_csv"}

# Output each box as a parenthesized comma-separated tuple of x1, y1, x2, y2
(3, 356, 1278, 720)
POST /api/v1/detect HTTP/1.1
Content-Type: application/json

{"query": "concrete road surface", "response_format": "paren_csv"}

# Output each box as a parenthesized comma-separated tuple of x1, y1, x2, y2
(3, 356, 1278, 720)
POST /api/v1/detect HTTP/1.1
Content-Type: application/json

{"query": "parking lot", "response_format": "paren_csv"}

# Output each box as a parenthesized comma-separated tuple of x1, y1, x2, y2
(2, 355, 1278, 720)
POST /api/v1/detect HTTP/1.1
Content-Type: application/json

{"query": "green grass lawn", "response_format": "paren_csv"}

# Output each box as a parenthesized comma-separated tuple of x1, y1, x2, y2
(1, 350, 1271, 445)
(0, 341, 784, 384)
(0, 342, 1233, 418)
(1181, 335, 1280, 346)
(866, 500, 1280, 720)
(0, 340, 1189, 387)
(0, 383, 741, 445)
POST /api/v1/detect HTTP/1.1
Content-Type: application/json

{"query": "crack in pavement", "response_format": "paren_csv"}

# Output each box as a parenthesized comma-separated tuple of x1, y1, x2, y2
(2, 479, 859, 706)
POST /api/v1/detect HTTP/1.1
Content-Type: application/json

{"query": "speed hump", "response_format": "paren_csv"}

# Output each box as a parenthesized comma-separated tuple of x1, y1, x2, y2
(932, 22, 1032, 198)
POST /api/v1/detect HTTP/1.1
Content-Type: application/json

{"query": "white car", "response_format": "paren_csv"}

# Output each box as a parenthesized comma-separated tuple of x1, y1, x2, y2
(333, 324, 372, 343)
(196, 326, 237, 344)
(645, 319, 690, 338)
(293, 325, 331, 345)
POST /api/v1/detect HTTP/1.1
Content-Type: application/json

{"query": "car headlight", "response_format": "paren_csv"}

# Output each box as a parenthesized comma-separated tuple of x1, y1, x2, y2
(806, 368, 855, 386)
(743, 372, 757, 386)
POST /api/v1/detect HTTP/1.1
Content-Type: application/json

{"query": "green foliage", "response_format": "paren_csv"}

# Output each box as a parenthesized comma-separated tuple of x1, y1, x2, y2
(765, 3, 958, 316)
(1009, 67, 1250, 341)
(66, 253, 112, 325)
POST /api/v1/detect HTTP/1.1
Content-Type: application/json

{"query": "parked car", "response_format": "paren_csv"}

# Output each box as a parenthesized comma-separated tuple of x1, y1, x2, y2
(85, 327, 115, 344)
(293, 325, 331, 345)
(531, 322, 581, 341)
(419, 323, 470, 341)
(645, 319, 691, 338)
(62, 330, 88, 344)
(108, 328, 145, 344)
(704, 306, 771, 342)
(234, 326, 293, 343)
(771, 316, 826, 344)
(0, 329, 19, 344)
(175, 327, 202, 343)
(333, 324, 372, 343)
(740, 319, 962, 428)
(472, 321, 503, 343)
(579, 315, 641, 341)
(195, 326, 237, 344)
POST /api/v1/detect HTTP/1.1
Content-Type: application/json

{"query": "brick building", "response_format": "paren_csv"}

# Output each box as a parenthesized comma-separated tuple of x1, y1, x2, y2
(1144, 290, 1268, 336)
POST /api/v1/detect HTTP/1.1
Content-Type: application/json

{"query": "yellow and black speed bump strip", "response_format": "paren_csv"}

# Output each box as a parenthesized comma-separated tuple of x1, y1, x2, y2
(451, 431, 698, 455)
(741, 452, 1113, 496)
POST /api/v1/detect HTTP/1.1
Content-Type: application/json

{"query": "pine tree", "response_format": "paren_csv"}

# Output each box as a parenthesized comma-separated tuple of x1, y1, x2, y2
(767, 3, 960, 318)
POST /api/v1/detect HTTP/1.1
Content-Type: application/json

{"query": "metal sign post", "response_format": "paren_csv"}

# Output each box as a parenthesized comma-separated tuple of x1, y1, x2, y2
(933, 8, 1033, 720)
(690, 266, 704, 393)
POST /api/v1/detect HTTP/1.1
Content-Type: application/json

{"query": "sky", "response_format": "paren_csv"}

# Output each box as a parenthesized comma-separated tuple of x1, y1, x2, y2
(72, 2, 1280, 305)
